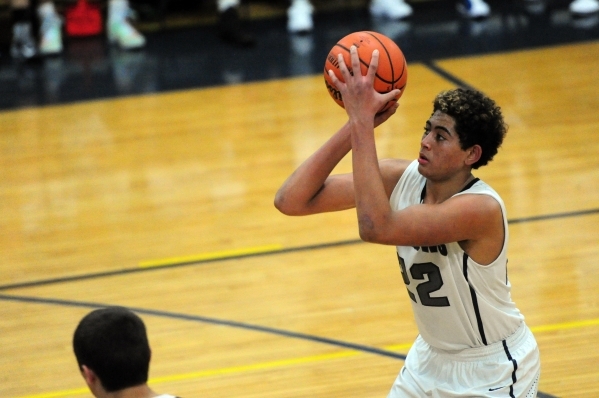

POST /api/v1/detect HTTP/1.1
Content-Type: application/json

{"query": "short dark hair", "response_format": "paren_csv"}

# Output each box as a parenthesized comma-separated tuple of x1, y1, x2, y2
(433, 88, 507, 169)
(73, 306, 151, 392)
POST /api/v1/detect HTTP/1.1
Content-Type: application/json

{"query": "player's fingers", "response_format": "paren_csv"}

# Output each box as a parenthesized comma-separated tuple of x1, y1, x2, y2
(336, 52, 352, 81)
(368, 49, 380, 78)
(327, 69, 343, 88)
(382, 89, 401, 103)
(350, 45, 361, 75)
(374, 102, 399, 127)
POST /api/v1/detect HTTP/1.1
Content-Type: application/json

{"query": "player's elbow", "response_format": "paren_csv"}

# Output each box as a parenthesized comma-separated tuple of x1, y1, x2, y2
(274, 190, 300, 216)
(274, 191, 290, 215)
(357, 215, 380, 243)
(357, 213, 395, 244)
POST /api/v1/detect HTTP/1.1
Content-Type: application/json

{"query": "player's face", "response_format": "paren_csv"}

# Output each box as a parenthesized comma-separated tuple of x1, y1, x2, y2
(418, 111, 470, 180)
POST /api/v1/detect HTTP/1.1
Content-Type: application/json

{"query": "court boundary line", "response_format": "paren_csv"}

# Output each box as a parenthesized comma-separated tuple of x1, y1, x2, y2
(0, 293, 406, 360)
(423, 60, 478, 89)
(0, 292, 572, 398)
(1, 207, 597, 292)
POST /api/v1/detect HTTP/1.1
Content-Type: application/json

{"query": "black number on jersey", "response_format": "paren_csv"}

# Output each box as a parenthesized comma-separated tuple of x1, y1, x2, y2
(397, 254, 450, 307)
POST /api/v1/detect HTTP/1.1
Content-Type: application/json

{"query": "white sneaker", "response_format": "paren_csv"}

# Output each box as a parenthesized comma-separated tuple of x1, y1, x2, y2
(287, 0, 313, 33)
(569, 0, 599, 14)
(457, 0, 491, 18)
(369, 0, 413, 20)
(10, 22, 37, 59)
(108, 0, 146, 49)
(38, 2, 63, 55)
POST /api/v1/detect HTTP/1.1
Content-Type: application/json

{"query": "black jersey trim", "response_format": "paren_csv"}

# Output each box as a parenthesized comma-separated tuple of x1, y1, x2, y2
(460, 178, 480, 192)
(463, 253, 488, 345)
(503, 339, 519, 398)
(420, 178, 480, 203)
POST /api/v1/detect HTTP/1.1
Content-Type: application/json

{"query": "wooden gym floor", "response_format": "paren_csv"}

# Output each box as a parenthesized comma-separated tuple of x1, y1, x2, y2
(1, 0, 599, 397)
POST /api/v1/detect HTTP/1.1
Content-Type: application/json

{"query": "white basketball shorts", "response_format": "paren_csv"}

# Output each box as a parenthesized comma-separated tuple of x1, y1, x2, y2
(387, 322, 541, 397)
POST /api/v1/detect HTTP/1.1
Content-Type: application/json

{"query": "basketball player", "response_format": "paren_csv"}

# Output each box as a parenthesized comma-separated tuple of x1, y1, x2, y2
(274, 46, 541, 397)
(73, 306, 179, 398)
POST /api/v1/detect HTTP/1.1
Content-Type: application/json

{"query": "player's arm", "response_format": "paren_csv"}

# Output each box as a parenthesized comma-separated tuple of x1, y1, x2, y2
(361, 193, 503, 248)
(329, 47, 504, 260)
(273, 134, 407, 216)
(275, 45, 403, 217)
(274, 121, 354, 215)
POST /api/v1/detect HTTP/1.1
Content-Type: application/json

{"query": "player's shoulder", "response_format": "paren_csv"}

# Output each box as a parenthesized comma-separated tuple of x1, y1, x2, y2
(379, 158, 413, 196)
(449, 186, 503, 222)
(379, 158, 412, 177)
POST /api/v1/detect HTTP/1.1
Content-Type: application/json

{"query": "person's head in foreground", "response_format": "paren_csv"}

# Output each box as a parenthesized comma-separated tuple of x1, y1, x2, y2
(73, 306, 155, 398)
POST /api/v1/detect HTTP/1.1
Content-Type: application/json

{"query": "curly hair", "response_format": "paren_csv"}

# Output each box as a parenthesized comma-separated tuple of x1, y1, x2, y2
(433, 88, 507, 169)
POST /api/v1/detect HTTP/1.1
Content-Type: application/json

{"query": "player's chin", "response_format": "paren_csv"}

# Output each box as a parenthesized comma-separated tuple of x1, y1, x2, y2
(417, 160, 432, 177)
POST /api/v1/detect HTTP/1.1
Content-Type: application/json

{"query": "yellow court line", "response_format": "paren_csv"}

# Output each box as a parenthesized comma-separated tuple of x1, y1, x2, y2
(17, 319, 599, 398)
(139, 244, 284, 268)
(151, 350, 360, 384)
(19, 387, 89, 398)
(530, 317, 599, 333)
(18, 350, 361, 398)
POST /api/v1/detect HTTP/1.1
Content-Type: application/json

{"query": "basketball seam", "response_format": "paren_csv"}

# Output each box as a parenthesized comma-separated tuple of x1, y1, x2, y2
(364, 31, 395, 86)
(335, 42, 401, 87)
(325, 31, 408, 111)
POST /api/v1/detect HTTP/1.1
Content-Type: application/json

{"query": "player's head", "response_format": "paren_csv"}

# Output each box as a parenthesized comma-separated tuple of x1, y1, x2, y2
(432, 88, 507, 169)
(73, 306, 151, 392)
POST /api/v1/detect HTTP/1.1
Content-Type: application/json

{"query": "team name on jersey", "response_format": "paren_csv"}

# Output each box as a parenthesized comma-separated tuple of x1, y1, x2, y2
(413, 244, 448, 256)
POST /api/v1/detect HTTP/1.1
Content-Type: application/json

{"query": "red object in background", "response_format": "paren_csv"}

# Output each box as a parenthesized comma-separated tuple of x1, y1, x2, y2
(65, 0, 103, 37)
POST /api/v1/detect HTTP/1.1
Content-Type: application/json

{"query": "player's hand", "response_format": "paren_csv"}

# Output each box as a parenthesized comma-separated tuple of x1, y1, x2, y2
(374, 101, 399, 128)
(328, 46, 400, 126)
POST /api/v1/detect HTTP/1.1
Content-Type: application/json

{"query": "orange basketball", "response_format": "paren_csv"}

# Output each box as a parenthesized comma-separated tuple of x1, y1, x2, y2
(324, 31, 408, 112)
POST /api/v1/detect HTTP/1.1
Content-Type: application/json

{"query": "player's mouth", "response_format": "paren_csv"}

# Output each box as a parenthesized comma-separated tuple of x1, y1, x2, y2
(418, 153, 429, 165)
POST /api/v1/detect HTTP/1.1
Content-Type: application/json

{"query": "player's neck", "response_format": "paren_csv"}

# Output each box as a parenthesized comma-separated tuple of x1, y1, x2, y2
(423, 172, 475, 204)
(103, 384, 158, 398)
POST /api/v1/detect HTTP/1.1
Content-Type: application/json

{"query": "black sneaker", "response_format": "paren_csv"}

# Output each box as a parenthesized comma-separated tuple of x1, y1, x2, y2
(217, 7, 256, 47)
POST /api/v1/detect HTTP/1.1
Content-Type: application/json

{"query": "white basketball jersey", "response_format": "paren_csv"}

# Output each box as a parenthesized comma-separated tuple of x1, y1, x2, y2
(390, 160, 524, 351)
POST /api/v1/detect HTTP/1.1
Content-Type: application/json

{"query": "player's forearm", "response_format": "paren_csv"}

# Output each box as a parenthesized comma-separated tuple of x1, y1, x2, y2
(350, 120, 393, 242)
(274, 123, 352, 215)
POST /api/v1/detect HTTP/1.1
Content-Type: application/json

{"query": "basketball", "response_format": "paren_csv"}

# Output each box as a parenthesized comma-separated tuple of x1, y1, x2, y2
(324, 31, 408, 112)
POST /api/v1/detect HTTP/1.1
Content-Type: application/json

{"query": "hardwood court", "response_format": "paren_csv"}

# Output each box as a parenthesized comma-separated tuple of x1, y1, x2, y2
(1, 41, 598, 397)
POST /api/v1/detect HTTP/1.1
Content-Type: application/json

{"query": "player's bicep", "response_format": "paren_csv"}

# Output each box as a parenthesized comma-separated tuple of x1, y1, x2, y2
(383, 195, 500, 246)
(305, 173, 356, 213)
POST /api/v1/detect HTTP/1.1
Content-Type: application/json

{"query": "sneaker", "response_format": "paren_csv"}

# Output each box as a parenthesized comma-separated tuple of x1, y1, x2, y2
(10, 22, 37, 59)
(522, 0, 546, 15)
(570, 0, 599, 15)
(108, 0, 146, 50)
(369, 0, 413, 20)
(287, 0, 313, 33)
(457, 0, 491, 19)
(38, 3, 63, 55)
(218, 7, 256, 47)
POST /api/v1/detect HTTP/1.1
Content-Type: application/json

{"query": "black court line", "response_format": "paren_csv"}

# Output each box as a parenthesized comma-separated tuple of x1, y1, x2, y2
(0, 292, 559, 397)
(0, 293, 405, 360)
(422, 60, 478, 90)
(0, 239, 361, 291)
(1, 207, 597, 292)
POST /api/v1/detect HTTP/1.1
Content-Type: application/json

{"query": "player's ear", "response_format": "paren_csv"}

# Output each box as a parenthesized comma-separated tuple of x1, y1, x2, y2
(465, 145, 482, 166)
(81, 365, 96, 385)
